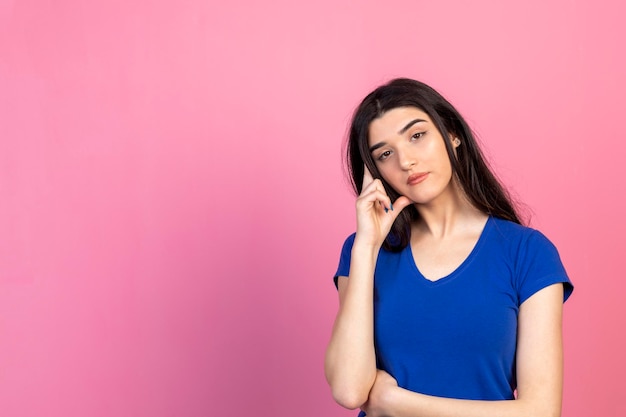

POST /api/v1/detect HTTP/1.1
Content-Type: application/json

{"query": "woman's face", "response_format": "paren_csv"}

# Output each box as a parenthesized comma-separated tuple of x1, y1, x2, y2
(368, 106, 460, 206)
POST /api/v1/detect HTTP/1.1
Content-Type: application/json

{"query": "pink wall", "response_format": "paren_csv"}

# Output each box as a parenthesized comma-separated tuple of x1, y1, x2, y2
(0, 0, 623, 416)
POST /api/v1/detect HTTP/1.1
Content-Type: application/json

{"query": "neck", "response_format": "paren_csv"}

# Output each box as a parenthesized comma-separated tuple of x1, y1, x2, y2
(413, 182, 487, 239)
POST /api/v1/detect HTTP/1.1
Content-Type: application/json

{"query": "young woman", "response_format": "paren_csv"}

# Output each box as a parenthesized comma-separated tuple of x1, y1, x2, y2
(324, 78, 573, 417)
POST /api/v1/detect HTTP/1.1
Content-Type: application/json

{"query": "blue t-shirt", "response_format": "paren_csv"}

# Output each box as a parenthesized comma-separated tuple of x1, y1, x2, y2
(334, 216, 573, 412)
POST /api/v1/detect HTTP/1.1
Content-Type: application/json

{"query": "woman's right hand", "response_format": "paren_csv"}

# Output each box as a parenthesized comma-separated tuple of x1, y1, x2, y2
(326, 167, 408, 409)
(355, 167, 412, 249)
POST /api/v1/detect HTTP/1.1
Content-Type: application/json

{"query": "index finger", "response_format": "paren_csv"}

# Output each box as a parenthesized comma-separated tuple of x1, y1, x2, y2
(362, 165, 374, 189)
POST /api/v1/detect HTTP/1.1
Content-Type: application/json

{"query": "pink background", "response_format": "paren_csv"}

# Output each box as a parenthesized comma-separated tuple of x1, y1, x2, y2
(0, 0, 623, 416)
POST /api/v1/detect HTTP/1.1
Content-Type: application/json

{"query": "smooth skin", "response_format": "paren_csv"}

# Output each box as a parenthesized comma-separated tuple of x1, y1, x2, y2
(324, 107, 565, 417)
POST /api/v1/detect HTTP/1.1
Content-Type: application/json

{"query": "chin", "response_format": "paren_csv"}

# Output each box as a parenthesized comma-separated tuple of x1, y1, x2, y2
(408, 191, 447, 206)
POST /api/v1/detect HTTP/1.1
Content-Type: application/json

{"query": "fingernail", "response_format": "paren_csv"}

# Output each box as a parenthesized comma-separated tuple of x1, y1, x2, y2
(384, 207, 389, 213)
(390, 203, 394, 211)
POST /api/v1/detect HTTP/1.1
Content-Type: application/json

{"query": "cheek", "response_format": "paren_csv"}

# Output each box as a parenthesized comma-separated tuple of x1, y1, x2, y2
(376, 166, 403, 192)
(375, 164, 394, 181)
(381, 161, 403, 175)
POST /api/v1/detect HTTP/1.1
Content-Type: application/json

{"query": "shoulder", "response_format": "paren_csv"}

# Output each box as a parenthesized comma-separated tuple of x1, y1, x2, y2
(334, 232, 403, 284)
(487, 217, 573, 303)
(334, 233, 357, 286)
(489, 216, 538, 239)
(340, 233, 357, 253)
(487, 216, 562, 264)
(488, 216, 556, 252)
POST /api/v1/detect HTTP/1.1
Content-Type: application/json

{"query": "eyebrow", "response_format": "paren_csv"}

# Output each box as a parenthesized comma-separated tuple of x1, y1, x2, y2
(398, 118, 426, 134)
(369, 118, 427, 153)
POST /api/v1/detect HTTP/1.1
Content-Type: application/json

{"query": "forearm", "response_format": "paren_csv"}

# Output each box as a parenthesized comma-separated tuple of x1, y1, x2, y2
(325, 242, 380, 409)
(387, 388, 558, 417)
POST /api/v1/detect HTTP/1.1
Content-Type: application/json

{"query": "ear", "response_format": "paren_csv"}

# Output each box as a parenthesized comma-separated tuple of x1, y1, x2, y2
(449, 133, 461, 148)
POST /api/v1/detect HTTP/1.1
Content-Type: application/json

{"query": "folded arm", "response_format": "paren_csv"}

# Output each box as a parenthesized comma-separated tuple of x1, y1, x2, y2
(364, 283, 565, 417)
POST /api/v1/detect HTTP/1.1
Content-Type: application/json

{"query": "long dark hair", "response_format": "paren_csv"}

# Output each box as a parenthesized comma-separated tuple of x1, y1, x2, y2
(346, 78, 522, 251)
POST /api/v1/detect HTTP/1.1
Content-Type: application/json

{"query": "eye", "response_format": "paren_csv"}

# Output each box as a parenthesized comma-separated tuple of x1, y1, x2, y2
(411, 131, 425, 141)
(377, 150, 392, 161)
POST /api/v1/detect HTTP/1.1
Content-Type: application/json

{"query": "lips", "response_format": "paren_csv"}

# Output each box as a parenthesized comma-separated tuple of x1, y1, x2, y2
(407, 172, 429, 185)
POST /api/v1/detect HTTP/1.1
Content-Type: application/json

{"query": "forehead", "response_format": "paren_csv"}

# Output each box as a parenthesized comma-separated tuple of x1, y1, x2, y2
(368, 106, 433, 145)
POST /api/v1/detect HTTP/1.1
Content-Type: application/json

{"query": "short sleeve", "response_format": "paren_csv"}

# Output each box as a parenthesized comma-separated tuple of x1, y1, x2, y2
(333, 233, 356, 288)
(516, 230, 574, 304)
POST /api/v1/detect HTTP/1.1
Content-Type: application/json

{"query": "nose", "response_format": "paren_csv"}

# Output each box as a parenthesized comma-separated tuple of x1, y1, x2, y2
(398, 147, 416, 170)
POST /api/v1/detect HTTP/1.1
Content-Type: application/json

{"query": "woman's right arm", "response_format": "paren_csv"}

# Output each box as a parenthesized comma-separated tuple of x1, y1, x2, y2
(324, 169, 411, 410)
(324, 241, 379, 409)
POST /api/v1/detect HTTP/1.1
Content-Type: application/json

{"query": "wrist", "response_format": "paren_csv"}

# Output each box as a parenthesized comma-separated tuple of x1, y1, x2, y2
(352, 237, 382, 254)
